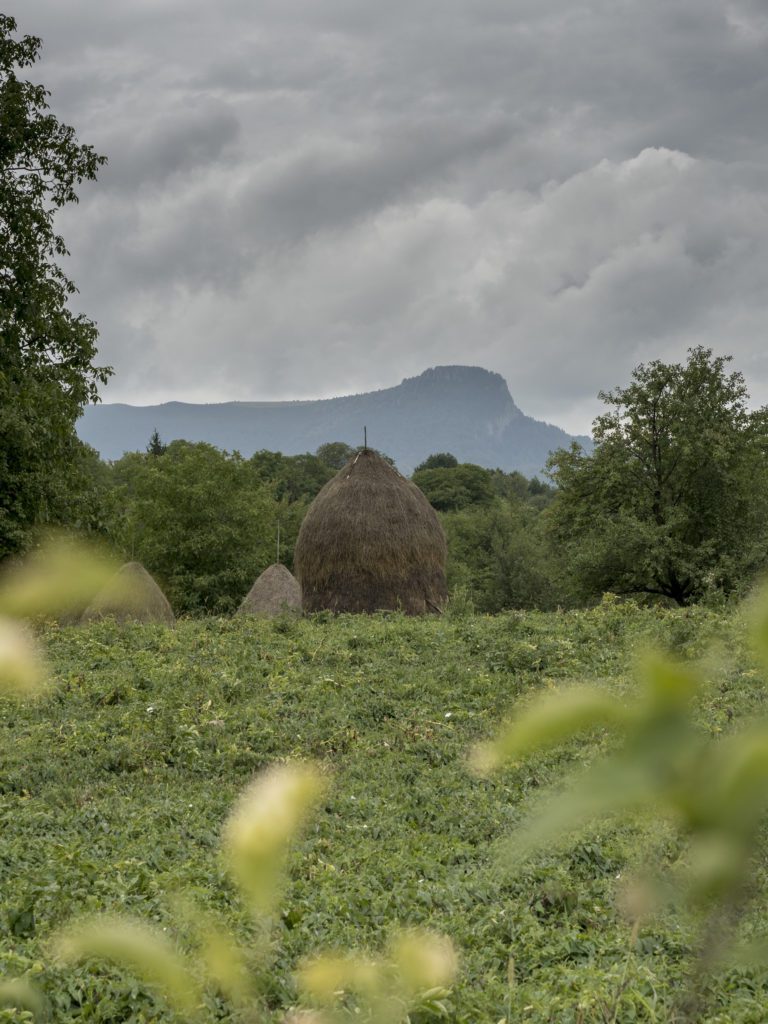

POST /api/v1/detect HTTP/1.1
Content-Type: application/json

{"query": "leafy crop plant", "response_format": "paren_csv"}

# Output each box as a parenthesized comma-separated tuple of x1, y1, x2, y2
(474, 583, 768, 1020)
(53, 761, 457, 1023)
(0, 543, 457, 1022)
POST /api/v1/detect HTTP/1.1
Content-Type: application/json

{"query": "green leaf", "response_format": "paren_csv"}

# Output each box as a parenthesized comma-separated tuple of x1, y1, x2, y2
(472, 686, 632, 772)
(500, 756, 655, 864)
(706, 724, 768, 832)
(0, 978, 44, 1014)
(639, 652, 700, 714)
(54, 916, 203, 1018)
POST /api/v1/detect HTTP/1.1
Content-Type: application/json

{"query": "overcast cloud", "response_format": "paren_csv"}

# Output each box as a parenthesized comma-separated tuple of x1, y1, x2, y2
(8, 0, 768, 432)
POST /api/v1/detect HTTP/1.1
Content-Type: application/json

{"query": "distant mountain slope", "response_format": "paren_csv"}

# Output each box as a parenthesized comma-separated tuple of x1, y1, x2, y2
(77, 365, 592, 476)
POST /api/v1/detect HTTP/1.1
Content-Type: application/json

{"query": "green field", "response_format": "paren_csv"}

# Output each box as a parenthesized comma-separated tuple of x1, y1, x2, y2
(3, 605, 768, 1023)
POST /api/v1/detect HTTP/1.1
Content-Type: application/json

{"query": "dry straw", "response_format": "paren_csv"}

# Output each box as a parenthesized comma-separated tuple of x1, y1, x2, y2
(80, 562, 175, 626)
(294, 448, 447, 615)
(237, 563, 301, 617)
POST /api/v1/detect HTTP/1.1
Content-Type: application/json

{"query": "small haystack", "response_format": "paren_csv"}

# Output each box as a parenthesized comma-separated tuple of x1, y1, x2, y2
(237, 563, 302, 617)
(80, 562, 175, 626)
(294, 448, 447, 615)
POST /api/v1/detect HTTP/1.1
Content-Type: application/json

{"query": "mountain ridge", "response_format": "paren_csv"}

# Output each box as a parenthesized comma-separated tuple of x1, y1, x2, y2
(77, 365, 592, 476)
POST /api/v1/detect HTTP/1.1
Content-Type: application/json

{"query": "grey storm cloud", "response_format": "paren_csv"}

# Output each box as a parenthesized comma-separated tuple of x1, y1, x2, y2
(7, 0, 768, 431)
(98, 105, 242, 192)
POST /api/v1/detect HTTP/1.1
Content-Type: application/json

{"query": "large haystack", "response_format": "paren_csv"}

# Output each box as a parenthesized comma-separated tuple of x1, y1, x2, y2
(80, 562, 175, 626)
(237, 563, 302, 617)
(294, 449, 447, 614)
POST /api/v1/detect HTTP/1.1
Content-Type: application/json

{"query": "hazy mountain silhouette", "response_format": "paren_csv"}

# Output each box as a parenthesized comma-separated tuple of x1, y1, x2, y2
(78, 365, 592, 476)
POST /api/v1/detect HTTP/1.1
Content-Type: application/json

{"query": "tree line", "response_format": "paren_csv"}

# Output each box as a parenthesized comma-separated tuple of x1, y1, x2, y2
(36, 435, 557, 614)
(7, 342, 768, 616)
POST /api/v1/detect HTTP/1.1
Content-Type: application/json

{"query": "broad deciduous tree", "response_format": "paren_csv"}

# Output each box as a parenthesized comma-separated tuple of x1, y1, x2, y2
(414, 452, 459, 472)
(412, 463, 496, 512)
(315, 441, 356, 470)
(0, 15, 109, 558)
(548, 348, 768, 604)
(107, 442, 278, 614)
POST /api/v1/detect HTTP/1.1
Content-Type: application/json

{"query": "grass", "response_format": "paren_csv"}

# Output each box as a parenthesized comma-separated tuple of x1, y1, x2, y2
(2, 602, 768, 1022)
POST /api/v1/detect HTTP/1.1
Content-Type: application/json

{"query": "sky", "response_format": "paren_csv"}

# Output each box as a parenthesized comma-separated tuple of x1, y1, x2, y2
(9, 0, 768, 433)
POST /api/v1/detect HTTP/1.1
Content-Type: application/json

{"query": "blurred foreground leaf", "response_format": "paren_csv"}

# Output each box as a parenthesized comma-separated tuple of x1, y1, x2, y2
(171, 896, 255, 1008)
(222, 761, 327, 915)
(471, 686, 632, 773)
(0, 617, 48, 697)
(0, 533, 116, 620)
(299, 929, 458, 1023)
(0, 977, 45, 1014)
(54, 916, 204, 1018)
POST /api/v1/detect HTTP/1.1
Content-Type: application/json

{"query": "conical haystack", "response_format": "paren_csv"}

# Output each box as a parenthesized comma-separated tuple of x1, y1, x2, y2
(237, 563, 302, 617)
(80, 562, 175, 626)
(294, 449, 447, 615)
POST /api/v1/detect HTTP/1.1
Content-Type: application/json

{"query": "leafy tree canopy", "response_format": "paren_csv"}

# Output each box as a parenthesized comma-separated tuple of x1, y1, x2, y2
(315, 441, 356, 470)
(107, 441, 277, 613)
(547, 347, 768, 605)
(250, 450, 334, 504)
(414, 452, 459, 472)
(443, 501, 557, 612)
(412, 463, 496, 512)
(0, 15, 109, 558)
